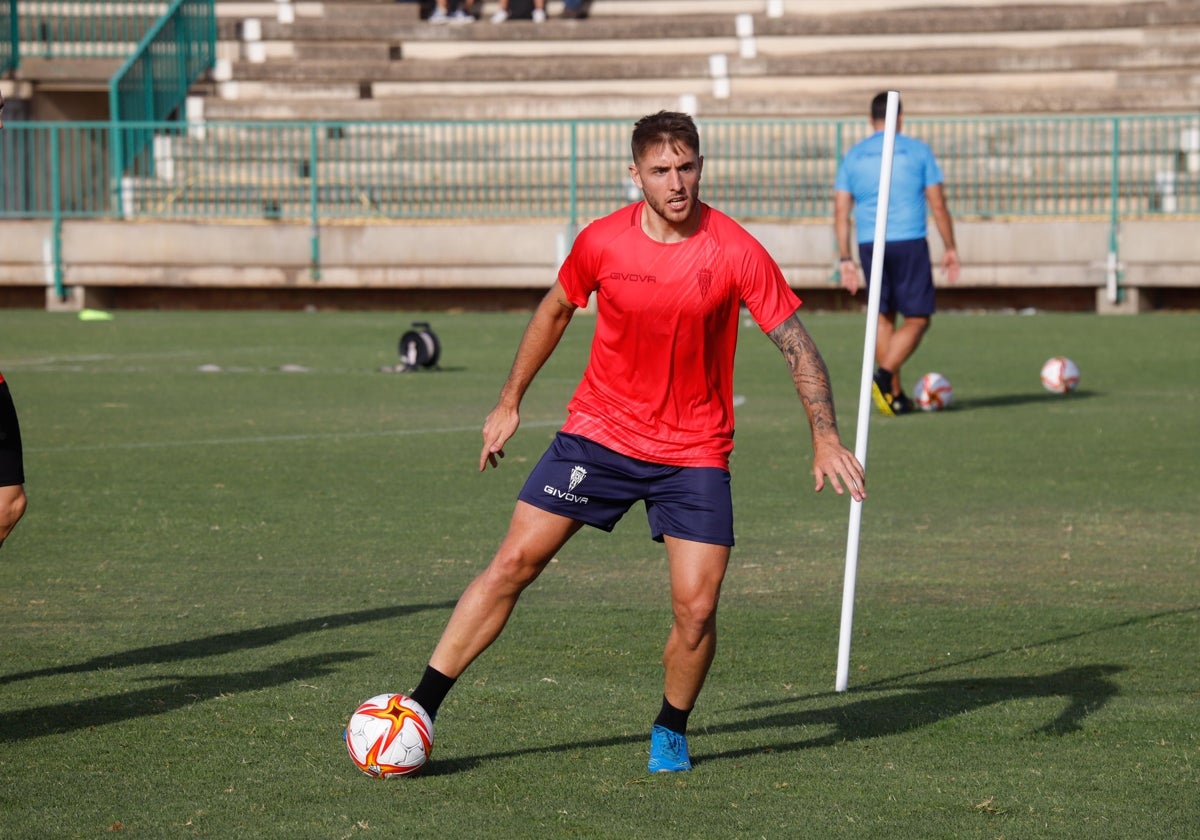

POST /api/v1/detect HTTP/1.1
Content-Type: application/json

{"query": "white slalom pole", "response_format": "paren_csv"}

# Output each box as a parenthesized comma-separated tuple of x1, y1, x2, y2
(836, 90, 901, 693)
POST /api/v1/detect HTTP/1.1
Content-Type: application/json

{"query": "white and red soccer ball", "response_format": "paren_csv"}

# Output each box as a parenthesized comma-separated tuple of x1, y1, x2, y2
(913, 372, 954, 411)
(344, 693, 434, 778)
(1040, 356, 1080, 394)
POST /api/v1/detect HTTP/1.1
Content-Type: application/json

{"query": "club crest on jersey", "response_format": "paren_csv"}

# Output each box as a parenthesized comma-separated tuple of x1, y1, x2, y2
(697, 269, 713, 298)
(544, 465, 589, 504)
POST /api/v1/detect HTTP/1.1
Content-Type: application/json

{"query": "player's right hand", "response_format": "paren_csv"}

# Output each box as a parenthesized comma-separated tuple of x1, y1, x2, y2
(479, 405, 520, 471)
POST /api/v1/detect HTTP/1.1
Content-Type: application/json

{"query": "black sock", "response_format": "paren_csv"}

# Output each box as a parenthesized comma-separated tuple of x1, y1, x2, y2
(410, 665, 456, 721)
(654, 696, 692, 736)
(876, 366, 895, 390)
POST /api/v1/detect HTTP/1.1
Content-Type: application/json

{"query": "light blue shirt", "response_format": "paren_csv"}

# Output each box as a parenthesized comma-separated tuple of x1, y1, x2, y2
(835, 132, 944, 243)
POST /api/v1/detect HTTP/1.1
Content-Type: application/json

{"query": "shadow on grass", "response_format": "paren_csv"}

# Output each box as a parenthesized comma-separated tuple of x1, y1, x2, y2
(0, 653, 372, 743)
(692, 664, 1124, 765)
(951, 388, 1098, 410)
(854, 605, 1197, 690)
(0, 602, 455, 688)
(422, 608, 1196, 774)
(422, 663, 1123, 776)
(0, 602, 456, 743)
(422, 607, 1200, 775)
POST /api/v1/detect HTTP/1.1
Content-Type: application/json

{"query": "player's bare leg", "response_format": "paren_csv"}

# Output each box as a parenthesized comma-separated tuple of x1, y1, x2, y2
(428, 501, 583, 678)
(661, 536, 730, 708)
(0, 484, 27, 550)
(874, 311, 897, 378)
(649, 536, 729, 772)
(879, 314, 929, 396)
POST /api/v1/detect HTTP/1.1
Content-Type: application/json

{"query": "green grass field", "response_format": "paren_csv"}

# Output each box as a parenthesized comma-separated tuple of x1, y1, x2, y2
(0, 308, 1196, 839)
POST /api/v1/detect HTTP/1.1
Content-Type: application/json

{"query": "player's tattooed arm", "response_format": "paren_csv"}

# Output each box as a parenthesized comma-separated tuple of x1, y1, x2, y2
(768, 310, 866, 499)
(767, 310, 840, 438)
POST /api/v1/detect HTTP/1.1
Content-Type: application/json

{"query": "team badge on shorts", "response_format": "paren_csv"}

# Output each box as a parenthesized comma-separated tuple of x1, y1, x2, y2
(544, 465, 590, 505)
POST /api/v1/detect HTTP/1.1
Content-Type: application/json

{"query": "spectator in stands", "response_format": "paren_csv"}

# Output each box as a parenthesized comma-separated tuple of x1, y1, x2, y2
(560, 0, 587, 18)
(834, 92, 960, 416)
(428, 0, 476, 24)
(0, 92, 29, 551)
(491, 0, 546, 23)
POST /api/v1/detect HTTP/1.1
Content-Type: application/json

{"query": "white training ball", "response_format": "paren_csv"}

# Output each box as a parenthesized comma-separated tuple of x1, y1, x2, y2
(913, 372, 954, 411)
(1040, 357, 1080, 394)
(344, 693, 434, 778)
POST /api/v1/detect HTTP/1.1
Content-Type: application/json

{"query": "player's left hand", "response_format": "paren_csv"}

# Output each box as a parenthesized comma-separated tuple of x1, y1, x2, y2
(942, 249, 961, 284)
(812, 440, 866, 502)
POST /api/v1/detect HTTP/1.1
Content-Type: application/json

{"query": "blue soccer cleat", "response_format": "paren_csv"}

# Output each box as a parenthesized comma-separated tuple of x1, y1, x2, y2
(647, 724, 692, 773)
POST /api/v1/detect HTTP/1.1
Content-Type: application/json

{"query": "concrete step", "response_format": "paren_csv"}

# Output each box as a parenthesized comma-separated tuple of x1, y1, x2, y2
(228, 41, 1200, 84)
(198, 78, 1200, 121)
(224, 0, 1200, 46)
(221, 23, 1198, 66)
(210, 71, 1186, 107)
(15, 58, 125, 90)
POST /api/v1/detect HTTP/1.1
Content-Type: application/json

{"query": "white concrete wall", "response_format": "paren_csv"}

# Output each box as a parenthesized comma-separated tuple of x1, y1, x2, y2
(2, 218, 1197, 309)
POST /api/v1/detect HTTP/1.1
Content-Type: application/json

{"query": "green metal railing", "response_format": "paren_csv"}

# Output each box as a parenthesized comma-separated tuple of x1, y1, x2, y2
(13, 0, 167, 60)
(110, 0, 216, 174)
(2, 0, 16, 74)
(0, 1, 214, 295)
(2, 114, 1198, 296)
(4, 114, 1198, 221)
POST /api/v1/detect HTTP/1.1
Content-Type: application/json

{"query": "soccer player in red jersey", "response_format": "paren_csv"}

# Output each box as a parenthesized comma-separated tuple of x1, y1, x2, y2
(408, 111, 864, 773)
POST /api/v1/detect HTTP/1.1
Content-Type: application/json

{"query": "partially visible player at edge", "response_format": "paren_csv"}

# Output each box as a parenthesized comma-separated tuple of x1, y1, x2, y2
(405, 110, 865, 774)
(0, 89, 30, 550)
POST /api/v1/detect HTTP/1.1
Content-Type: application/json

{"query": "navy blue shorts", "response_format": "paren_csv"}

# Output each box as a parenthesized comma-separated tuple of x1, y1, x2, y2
(858, 237, 936, 317)
(518, 433, 734, 546)
(0, 379, 24, 487)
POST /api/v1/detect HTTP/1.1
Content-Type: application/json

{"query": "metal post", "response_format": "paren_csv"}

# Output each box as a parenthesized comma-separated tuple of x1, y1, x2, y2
(310, 122, 321, 281)
(1106, 116, 1121, 304)
(50, 124, 65, 300)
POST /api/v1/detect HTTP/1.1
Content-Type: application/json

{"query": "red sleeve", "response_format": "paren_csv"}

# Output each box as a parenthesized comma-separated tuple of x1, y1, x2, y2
(720, 216, 801, 332)
(557, 204, 641, 309)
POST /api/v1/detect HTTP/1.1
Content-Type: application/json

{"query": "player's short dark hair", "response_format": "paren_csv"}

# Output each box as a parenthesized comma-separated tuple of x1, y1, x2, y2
(871, 92, 902, 122)
(631, 111, 700, 163)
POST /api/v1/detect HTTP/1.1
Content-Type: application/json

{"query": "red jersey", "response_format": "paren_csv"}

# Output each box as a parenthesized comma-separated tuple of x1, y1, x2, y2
(557, 202, 801, 470)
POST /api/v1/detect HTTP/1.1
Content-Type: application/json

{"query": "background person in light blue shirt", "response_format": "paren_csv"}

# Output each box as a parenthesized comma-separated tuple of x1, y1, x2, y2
(834, 93, 960, 416)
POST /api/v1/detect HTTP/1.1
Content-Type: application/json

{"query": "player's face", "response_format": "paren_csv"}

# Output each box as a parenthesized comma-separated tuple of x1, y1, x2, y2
(629, 140, 703, 237)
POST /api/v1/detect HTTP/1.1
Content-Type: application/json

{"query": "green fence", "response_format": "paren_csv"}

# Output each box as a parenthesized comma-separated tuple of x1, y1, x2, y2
(4, 114, 1197, 301)
(2, 0, 16, 74)
(3, 114, 1198, 224)
(109, 0, 216, 174)
(12, 0, 167, 60)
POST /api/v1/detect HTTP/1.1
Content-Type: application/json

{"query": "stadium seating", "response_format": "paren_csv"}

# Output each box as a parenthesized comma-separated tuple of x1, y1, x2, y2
(198, 0, 1200, 121)
(3, 0, 1199, 313)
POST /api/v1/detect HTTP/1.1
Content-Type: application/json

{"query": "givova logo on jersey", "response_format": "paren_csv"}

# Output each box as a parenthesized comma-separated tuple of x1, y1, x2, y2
(544, 465, 589, 504)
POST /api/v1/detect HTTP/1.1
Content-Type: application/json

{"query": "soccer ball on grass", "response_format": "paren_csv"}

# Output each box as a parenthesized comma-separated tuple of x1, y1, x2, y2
(913, 372, 954, 411)
(1040, 357, 1080, 393)
(344, 693, 434, 777)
